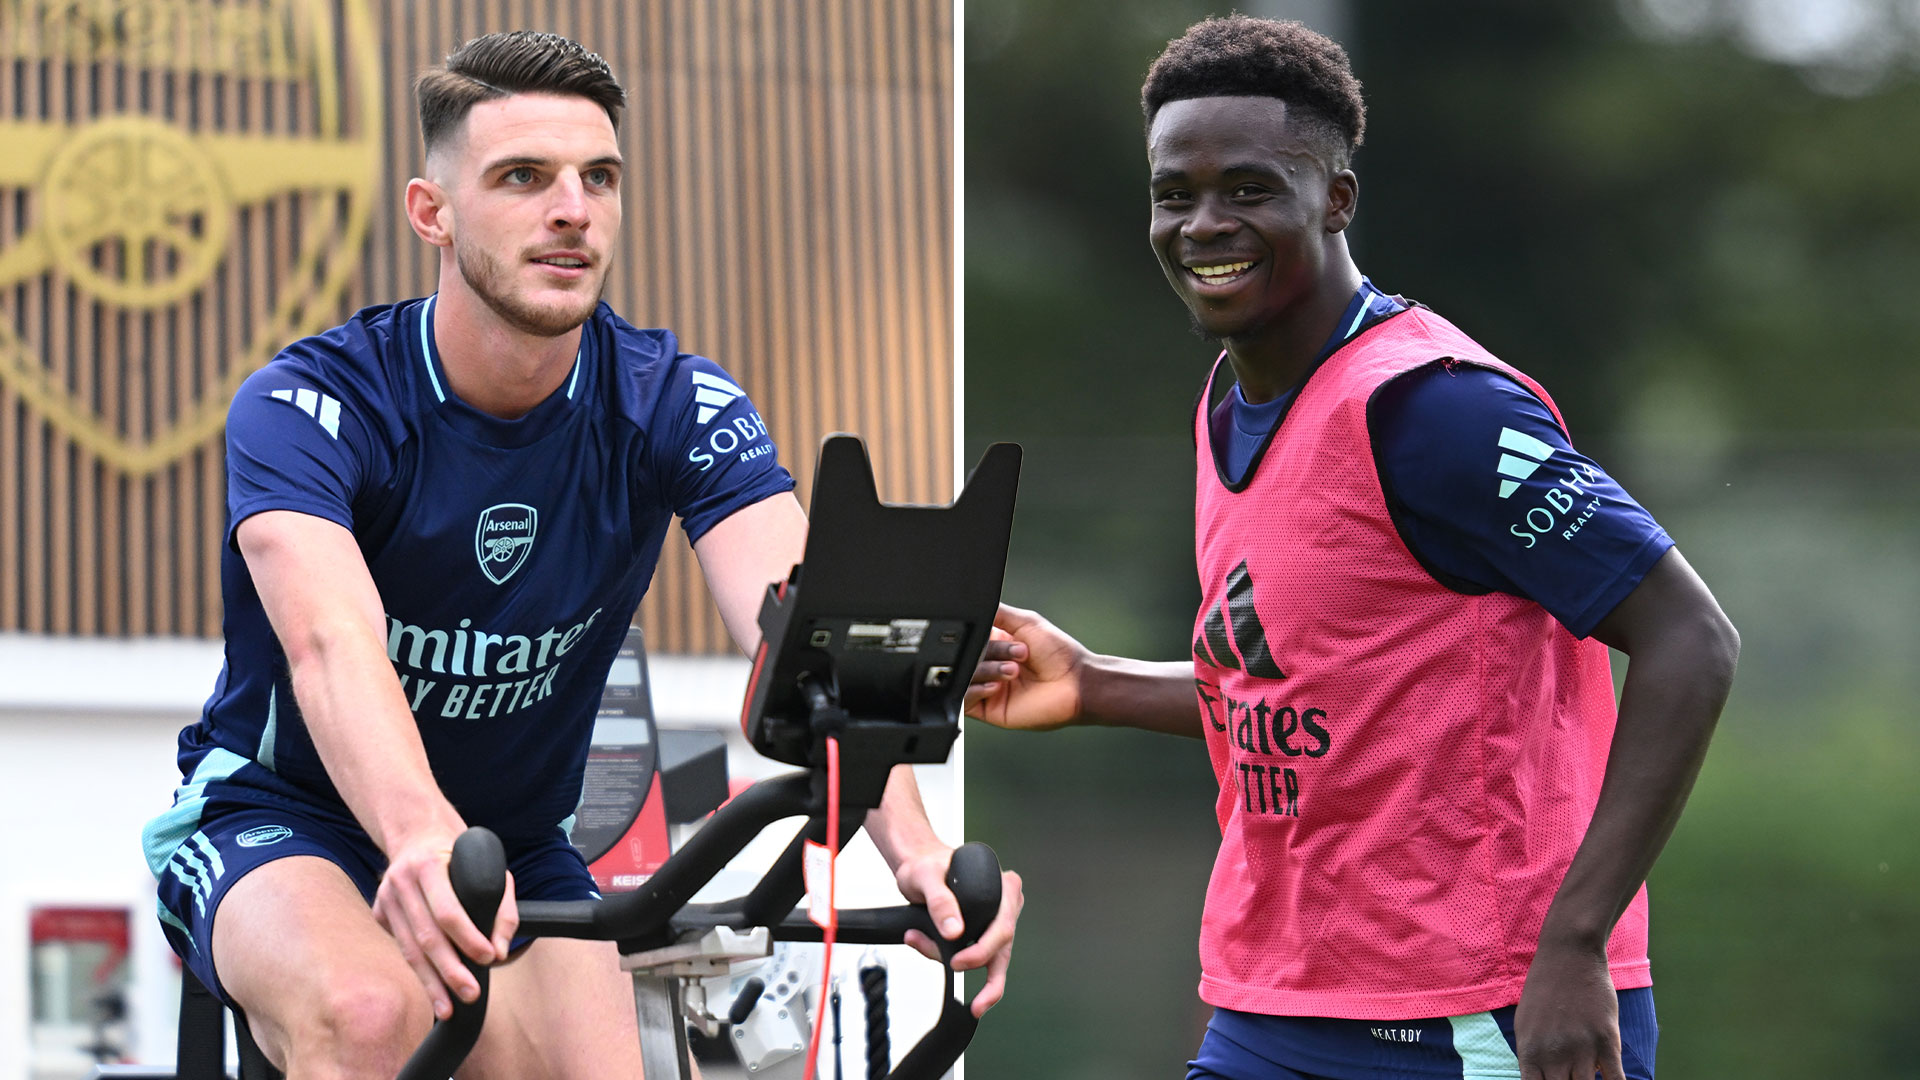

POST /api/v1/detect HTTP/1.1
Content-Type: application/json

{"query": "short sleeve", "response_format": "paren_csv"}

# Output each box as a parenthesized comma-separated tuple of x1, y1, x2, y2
(225, 365, 369, 546)
(1369, 362, 1674, 637)
(649, 355, 797, 544)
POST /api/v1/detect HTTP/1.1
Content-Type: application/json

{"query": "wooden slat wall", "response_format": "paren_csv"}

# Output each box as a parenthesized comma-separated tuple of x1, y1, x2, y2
(0, 0, 954, 653)
(2, 0, 339, 637)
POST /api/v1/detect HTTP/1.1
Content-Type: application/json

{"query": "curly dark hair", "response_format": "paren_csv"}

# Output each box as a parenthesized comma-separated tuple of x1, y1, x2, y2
(415, 31, 626, 155)
(1141, 15, 1366, 169)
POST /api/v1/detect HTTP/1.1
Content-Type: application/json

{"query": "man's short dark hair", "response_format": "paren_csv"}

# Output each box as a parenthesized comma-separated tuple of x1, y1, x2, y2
(415, 31, 626, 156)
(1141, 15, 1366, 170)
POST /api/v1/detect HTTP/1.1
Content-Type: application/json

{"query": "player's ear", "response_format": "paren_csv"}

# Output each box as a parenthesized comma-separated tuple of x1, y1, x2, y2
(1325, 168, 1358, 234)
(405, 176, 454, 248)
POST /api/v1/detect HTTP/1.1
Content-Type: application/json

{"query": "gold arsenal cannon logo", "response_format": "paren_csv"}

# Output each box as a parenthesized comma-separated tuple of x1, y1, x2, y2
(0, 0, 380, 473)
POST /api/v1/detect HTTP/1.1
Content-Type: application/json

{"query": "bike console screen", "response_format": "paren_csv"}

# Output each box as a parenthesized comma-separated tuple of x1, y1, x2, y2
(744, 436, 1021, 776)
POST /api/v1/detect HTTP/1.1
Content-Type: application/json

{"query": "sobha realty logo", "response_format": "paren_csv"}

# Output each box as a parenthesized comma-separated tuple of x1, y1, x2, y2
(0, 0, 381, 474)
(236, 825, 293, 848)
(475, 503, 538, 584)
(1499, 425, 1606, 549)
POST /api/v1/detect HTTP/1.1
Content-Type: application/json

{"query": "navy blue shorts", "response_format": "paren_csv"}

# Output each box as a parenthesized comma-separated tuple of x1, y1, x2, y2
(1186, 988, 1658, 1080)
(144, 750, 597, 1006)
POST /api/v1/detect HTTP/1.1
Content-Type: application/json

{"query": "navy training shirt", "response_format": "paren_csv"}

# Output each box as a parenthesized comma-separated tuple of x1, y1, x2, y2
(1212, 283, 1671, 638)
(1371, 360, 1672, 637)
(1214, 278, 1406, 482)
(182, 296, 793, 842)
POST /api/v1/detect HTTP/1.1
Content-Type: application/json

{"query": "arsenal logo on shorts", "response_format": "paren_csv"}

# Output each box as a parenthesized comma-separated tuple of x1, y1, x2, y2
(475, 503, 538, 585)
(236, 824, 293, 848)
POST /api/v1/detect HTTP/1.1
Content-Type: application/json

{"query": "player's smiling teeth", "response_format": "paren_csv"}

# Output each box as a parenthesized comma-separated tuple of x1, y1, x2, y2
(1192, 260, 1254, 284)
(535, 256, 586, 267)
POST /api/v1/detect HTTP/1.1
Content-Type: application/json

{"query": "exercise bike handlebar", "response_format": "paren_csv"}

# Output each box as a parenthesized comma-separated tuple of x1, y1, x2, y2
(395, 829, 507, 1080)
(395, 770, 1002, 1080)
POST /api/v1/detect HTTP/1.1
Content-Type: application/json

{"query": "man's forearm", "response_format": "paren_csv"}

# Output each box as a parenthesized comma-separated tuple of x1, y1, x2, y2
(1080, 656, 1207, 737)
(242, 511, 463, 857)
(1538, 607, 1738, 952)
(864, 764, 946, 868)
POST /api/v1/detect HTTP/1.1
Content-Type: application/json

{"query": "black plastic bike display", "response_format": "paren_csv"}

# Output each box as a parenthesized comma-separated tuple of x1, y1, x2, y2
(396, 434, 1023, 1080)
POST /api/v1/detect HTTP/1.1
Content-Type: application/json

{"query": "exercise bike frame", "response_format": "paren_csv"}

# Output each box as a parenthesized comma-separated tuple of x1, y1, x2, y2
(397, 772, 1000, 1080)
(402, 437, 1021, 1080)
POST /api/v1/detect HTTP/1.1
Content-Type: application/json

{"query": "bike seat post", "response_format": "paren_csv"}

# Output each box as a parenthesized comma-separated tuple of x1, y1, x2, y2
(632, 976, 693, 1080)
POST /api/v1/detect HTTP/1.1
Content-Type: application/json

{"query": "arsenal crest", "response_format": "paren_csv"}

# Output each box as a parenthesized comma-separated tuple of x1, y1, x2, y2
(0, 0, 382, 474)
(475, 503, 539, 585)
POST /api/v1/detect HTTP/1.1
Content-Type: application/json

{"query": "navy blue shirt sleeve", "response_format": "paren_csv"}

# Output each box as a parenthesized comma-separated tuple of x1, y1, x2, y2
(225, 364, 372, 546)
(651, 355, 796, 543)
(1370, 362, 1673, 637)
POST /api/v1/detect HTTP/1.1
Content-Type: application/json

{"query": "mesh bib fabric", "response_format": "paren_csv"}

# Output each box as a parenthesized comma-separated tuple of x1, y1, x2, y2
(1190, 307, 1649, 1019)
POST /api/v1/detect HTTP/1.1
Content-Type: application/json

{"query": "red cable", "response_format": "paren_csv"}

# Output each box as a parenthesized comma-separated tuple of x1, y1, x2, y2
(803, 735, 841, 1080)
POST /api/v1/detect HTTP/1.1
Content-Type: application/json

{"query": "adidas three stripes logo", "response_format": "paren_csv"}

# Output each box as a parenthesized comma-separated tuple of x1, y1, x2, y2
(269, 387, 342, 439)
(1495, 426, 1555, 499)
(691, 371, 744, 424)
(167, 829, 226, 917)
(1194, 560, 1286, 679)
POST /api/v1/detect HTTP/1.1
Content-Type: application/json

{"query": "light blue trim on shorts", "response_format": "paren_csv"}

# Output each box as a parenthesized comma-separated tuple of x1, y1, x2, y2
(155, 899, 197, 954)
(1449, 1011, 1522, 1078)
(140, 747, 251, 878)
(169, 835, 221, 916)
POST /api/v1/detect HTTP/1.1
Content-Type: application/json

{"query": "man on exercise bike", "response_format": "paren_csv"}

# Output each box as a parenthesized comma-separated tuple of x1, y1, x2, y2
(142, 31, 1020, 1079)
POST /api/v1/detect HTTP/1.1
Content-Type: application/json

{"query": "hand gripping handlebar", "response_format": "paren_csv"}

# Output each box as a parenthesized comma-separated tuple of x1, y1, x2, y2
(395, 776, 1002, 1080)
(394, 829, 507, 1080)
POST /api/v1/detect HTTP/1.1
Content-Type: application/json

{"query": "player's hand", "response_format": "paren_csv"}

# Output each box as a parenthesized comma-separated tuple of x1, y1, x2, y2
(965, 603, 1089, 732)
(893, 845, 1024, 1018)
(1513, 941, 1624, 1080)
(372, 824, 520, 1020)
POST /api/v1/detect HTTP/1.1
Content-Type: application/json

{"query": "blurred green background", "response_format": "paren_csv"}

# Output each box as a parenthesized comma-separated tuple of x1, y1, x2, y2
(962, 0, 1920, 1076)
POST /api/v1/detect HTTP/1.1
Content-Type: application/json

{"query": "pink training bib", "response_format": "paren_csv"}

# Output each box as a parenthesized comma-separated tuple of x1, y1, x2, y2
(1190, 306, 1649, 1020)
